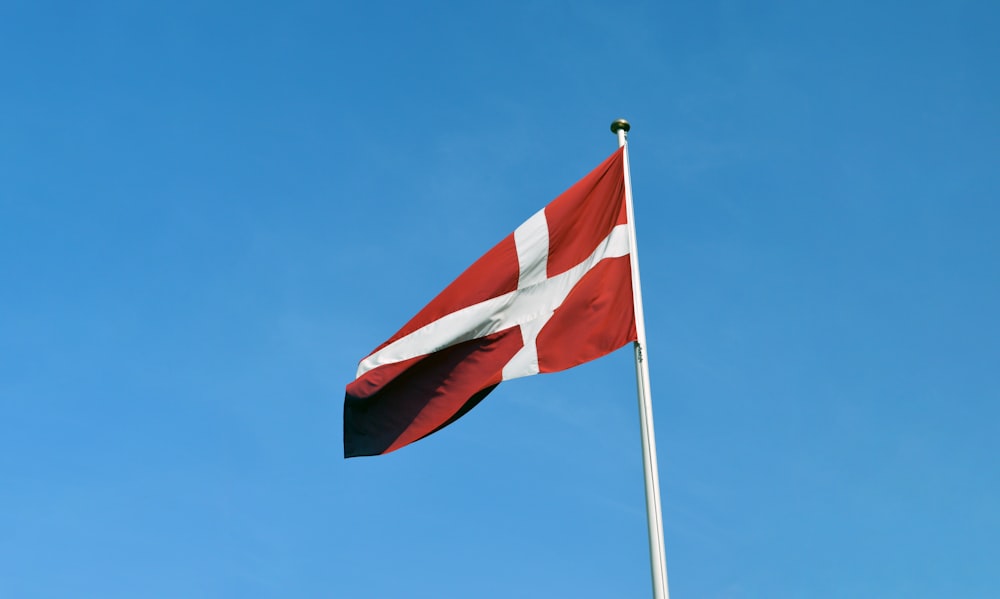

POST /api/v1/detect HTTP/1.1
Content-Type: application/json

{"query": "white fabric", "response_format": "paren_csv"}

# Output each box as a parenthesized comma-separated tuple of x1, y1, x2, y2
(513, 208, 549, 289)
(356, 223, 630, 379)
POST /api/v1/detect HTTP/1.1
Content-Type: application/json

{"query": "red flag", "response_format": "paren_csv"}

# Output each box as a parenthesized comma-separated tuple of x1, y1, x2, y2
(344, 148, 637, 457)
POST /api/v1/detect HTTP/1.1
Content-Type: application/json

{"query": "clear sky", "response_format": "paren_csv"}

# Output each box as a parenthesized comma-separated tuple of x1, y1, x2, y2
(2, 1, 998, 597)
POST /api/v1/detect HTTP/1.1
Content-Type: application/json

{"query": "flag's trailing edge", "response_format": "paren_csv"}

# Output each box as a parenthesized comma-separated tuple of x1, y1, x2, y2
(344, 148, 636, 457)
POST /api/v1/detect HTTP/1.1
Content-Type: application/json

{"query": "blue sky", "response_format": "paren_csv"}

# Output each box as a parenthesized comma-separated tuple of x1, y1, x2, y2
(2, 1, 998, 597)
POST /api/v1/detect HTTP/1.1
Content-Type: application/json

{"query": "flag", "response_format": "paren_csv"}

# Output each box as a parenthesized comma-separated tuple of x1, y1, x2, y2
(344, 148, 637, 457)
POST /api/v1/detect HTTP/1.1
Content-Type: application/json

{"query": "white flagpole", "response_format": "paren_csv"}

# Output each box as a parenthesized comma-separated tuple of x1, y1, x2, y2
(612, 119, 670, 599)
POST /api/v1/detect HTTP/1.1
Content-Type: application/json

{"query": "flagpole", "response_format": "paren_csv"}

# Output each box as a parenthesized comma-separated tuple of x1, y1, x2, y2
(612, 119, 670, 599)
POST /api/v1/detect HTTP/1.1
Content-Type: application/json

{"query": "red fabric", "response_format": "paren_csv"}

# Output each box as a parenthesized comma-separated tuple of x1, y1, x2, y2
(537, 256, 636, 373)
(373, 234, 520, 354)
(345, 329, 522, 457)
(545, 149, 627, 277)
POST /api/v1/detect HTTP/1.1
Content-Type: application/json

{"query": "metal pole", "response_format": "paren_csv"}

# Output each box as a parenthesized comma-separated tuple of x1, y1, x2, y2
(611, 119, 670, 599)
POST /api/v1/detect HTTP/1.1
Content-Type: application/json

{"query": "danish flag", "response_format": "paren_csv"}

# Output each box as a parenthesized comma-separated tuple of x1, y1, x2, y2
(344, 148, 637, 457)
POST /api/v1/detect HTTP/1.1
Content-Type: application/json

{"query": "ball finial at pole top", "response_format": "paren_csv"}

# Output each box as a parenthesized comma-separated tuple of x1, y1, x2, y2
(610, 119, 631, 134)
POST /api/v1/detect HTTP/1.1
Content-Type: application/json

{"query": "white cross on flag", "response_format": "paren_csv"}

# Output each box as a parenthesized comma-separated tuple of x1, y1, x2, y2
(344, 148, 637, 457)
